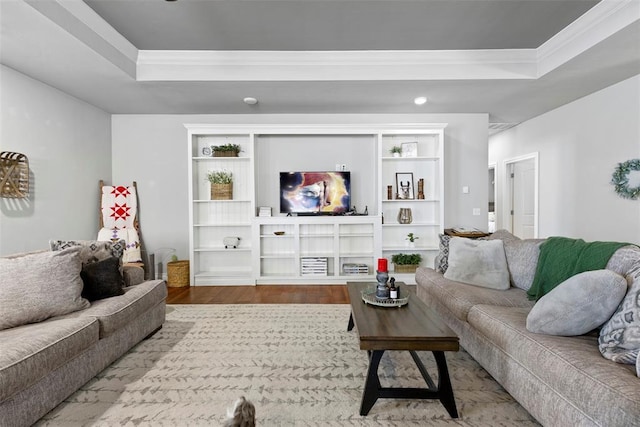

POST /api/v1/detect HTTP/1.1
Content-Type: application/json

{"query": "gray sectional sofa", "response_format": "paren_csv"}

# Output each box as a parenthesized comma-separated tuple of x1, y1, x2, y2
(415, 233, 640, 426)
(0, 246, 167, 427)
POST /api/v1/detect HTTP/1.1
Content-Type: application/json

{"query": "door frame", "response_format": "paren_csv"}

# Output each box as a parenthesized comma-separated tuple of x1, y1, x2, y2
(502, 152, 539, 238)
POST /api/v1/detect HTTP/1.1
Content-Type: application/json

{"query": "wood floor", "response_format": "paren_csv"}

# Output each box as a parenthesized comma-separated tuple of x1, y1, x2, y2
(166, 285, 350, 304)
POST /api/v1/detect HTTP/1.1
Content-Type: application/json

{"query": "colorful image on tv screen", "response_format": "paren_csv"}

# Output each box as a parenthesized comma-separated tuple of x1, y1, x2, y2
(280, 171, 351, 214)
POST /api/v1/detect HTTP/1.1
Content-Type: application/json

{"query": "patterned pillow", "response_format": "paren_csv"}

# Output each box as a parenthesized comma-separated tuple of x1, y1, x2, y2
(599, 260, 640, 376)
(434, 234, 451, 273)
(50, 239, 125, 266)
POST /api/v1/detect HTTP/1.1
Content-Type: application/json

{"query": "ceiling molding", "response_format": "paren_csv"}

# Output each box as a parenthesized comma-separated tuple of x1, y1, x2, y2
(24, 0, 138, 78)
(23, 0, 637, 84)
(537, 0, 640, 77)
(137, 49, 537, 81)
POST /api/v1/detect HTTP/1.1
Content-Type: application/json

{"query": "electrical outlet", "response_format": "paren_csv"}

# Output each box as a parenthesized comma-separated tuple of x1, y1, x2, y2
(462, 186, 469, 194)
(335, 164, 341, 171)
(473, 208, 481, 216)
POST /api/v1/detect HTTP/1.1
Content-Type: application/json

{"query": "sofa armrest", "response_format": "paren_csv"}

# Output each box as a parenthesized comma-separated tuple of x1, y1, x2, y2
(123, 264, 145, 287)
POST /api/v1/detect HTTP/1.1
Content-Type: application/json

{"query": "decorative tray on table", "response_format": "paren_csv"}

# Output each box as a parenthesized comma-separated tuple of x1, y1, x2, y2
(361, 289, 409, 308)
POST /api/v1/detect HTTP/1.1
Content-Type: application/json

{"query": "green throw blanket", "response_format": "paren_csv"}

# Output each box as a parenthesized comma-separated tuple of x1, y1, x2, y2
(527, 237, 629, 301)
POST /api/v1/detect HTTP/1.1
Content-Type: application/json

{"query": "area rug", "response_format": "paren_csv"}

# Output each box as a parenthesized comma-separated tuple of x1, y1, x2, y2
(37, 304, 539, 426)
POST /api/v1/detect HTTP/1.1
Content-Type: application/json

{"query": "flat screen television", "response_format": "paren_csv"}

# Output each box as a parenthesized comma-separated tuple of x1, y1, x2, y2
(280, 171, 351, 214)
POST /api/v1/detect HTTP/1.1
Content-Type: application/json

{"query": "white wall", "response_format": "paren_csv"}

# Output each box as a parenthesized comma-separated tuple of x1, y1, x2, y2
(489, 75, 640, 243)
(112, 113, 488, 260)
(0, 66, 112, 255)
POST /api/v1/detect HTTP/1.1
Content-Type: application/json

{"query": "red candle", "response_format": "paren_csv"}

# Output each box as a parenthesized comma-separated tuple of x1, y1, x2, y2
(377, 258, 388, 272)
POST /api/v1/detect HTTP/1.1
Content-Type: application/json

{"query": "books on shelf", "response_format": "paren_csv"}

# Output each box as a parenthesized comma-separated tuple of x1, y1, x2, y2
(301, 257, 328, 276)
(342, 263, 369, 275)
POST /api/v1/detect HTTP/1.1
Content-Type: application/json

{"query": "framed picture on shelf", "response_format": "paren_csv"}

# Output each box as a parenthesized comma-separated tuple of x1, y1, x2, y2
(396, 172, 415, 199)
(401, 142, 418, 158)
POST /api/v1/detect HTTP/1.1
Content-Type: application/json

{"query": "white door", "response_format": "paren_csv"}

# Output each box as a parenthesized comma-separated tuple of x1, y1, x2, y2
(509, 157, 536, 239)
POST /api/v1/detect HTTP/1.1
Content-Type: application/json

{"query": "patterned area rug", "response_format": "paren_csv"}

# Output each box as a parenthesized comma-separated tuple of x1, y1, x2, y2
(37, 304, 539, 426)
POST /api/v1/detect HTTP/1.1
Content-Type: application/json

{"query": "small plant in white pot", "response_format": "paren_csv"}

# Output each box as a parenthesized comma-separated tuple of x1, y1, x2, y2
(390, 146, 402, 157)
(207, 170, 233, 200)
(406, 232, 419, 247)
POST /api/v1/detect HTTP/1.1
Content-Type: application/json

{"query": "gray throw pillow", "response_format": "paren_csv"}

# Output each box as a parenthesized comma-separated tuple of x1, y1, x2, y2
(80, 257, 125, 301)
(503, 239, 545, 291)
(0, 247, 90, 330)
(527, 269, 627, 336)
(443, 237, 510, 290)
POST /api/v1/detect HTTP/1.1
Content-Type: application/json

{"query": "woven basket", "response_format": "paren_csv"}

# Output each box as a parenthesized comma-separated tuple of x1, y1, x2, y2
(211, 183, 233, 200)
(213, 151, 237, 157)
(394, 264, 418, 274)
(167, 260, 190, 287)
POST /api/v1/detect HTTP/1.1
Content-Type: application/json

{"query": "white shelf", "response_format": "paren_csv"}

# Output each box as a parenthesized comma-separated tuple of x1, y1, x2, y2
(194, 199, 252, 203)
(194, 222, 252, 227)
(381, 156, 440, 161)
(192, 156, 251, 161)
(381, 199, 440, 203)
(195, 247, 252, 252)
(382, 246, 438, 251)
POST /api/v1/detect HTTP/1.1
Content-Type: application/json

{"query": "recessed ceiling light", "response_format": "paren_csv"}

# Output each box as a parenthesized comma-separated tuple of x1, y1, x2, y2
(414, 96, 428, 106)
(243, 97, 258, 105)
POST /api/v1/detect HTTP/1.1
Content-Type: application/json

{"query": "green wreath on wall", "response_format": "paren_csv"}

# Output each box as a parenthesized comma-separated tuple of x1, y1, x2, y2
(611, 159, 640, 200)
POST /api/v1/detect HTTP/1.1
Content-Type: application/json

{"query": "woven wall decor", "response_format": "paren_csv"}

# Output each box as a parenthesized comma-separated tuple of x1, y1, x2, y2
(0, 151, 29, 198)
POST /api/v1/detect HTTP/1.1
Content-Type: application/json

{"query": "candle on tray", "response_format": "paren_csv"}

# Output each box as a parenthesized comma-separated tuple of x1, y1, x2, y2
(377, 258, 388, 272)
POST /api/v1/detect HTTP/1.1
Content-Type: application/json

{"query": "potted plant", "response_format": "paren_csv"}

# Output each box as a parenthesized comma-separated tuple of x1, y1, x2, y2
(406, 232, 419, 247)
(207, 170, 233, 200)
(391, 253, 422, 273)
(390, 146, 402, 157)
(211, 143, 242, 157)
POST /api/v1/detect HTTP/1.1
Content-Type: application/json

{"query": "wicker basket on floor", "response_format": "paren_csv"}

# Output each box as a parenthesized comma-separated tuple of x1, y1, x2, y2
(167, 260, 190, 287)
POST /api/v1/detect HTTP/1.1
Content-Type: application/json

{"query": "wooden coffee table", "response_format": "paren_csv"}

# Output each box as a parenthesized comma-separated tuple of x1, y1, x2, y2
(346, 281, 460, 417)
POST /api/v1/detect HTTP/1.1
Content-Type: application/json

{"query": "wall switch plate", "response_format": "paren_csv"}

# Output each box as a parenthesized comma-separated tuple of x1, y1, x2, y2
(473, 208, 481, 216)
(335, 164, 341, 171)
(462, 186, 469, 194)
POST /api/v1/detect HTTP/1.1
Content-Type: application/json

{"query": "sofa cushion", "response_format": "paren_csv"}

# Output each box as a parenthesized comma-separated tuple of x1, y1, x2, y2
(49, 239, 126, 266)
(468, 304, 640, 426)
(80, 256, 125, 301)
(0, 316, 98, 402)
(503, 239, 545, 291)
(64, 280, 167, 338)
(526, 269, 627, 336)
(444, 237, 510, 290)
(0, 248, 90, 330)
(599, 260, 640, 370)
(416, 267, 534, 322)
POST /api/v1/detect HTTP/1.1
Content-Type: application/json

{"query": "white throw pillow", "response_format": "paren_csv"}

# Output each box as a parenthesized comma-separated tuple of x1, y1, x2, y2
(0, 247, 90, 330)
(526, 269, 627, 336)
(443, 237, 510, 290)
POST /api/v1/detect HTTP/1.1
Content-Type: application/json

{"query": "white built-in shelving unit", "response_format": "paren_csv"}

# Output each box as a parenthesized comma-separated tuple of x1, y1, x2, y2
(378, 130, 445, 284)
(187, 127, 256, 285)
(186, 124, 446, 286)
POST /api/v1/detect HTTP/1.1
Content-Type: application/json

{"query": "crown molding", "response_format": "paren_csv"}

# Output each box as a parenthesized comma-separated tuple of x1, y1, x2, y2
(137, 49, 537, 81)
(23, 0, 638, 83)
(537, 0, 640, 77)
(24, 0, 138, 78)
